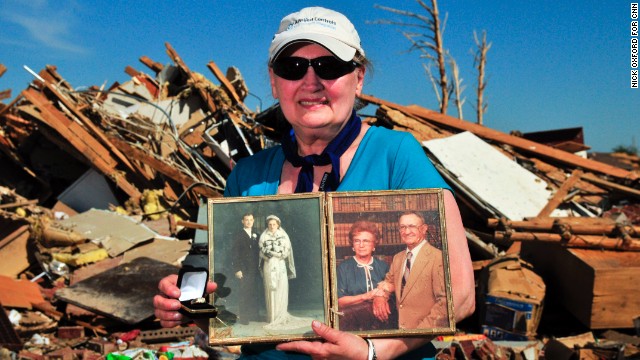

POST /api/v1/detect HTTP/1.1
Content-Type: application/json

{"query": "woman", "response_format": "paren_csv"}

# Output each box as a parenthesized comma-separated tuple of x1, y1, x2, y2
(337, 220, 395, 331)
(259, 215, 309, 332)
(155, 6, 474, 359)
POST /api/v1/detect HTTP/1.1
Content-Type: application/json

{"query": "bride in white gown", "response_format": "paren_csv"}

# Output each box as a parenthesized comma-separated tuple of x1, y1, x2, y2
(258, 215, 312, 332)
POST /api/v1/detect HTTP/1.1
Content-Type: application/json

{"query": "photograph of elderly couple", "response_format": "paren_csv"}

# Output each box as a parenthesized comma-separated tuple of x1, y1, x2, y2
(207, 189, 454, 345)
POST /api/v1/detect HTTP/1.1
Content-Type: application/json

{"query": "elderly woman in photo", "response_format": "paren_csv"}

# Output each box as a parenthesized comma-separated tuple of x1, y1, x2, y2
(337, 220, 395, 331)
(258, 215, 308, 331)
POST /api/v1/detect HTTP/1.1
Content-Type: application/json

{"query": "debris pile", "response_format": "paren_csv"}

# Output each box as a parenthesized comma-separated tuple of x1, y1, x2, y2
(360, 95, 640, 339)
(0, 42, 639, 359)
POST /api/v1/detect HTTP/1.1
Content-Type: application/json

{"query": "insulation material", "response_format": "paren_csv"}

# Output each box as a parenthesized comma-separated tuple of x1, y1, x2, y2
(424, 131, 553, 220)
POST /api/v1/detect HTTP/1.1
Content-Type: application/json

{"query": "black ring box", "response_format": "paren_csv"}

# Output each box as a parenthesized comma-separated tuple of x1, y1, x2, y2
(177, 265, 218, 319)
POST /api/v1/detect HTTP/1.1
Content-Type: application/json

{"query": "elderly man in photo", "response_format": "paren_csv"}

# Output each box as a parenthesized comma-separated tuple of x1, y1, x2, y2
(372, 211, 449, 329)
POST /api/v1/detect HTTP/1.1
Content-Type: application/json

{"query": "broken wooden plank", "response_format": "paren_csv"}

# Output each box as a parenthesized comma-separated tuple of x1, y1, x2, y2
(165, 42, 218, 114)
(22, 88, 142, 200)
(124, 66, 138, 77)
(176, 220, 207, 230)
(38, 69, 141, 177)
(3, 113, 33, 129)
(0, 93, 23, 118)
(494, 231, 640, 251)
(0, 199, 38, 210)
(207, 60, 244, 106)
(0, 132, 20, 162)
(488, 217, 640, 235)
(206, 62, 255, 119)
(359, 93, 637, 181)
(22, 88, 117, 170)
(108, 136, 222, 198)
(43, 65, 74, 89)
(580, 172, 640, 199)
(139, 56, 164, 73)
(537, 169, 584, 217)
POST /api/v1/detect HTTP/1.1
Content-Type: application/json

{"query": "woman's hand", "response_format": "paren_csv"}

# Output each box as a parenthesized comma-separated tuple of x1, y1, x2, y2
(276, 321, 368, 360)
(153, 274, 217, 328)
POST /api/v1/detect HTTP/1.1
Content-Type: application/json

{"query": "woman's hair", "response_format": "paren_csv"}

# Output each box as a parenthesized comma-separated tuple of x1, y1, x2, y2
(266, 214, 281, 226)
(353, 51, 373, 75)
(348, 220, 380, 245)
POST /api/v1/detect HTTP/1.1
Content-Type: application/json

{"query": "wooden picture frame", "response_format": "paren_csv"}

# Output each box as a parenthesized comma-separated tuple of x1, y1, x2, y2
(327, 189, 455, 337)
(207, 193, 329, 345)
(206, 189, 455, 345)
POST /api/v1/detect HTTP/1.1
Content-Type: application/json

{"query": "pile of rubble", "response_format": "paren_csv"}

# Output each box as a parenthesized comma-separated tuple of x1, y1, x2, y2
(1, 42, 639, 359)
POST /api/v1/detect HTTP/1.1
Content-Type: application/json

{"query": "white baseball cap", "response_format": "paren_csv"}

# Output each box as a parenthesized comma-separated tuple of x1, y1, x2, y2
(268, 7, 365, 64)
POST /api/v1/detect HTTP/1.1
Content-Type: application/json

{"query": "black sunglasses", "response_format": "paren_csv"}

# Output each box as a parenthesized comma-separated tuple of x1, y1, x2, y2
(271, 56, 360, 81)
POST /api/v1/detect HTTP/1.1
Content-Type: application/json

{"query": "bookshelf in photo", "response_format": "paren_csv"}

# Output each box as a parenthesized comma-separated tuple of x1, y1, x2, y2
(330, 191, 444, 265)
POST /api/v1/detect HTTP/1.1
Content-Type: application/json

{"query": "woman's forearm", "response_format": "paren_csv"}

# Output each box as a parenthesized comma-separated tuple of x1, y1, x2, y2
(443, 190, 476, 320)
(337, 293, 367, 307)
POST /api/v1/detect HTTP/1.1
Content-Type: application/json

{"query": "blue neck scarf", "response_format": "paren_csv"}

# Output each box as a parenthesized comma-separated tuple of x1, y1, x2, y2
(281, 110, 362, 193)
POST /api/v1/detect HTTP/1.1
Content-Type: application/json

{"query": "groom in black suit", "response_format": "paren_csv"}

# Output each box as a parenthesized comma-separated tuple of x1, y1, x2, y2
(232, 212, 261, 324)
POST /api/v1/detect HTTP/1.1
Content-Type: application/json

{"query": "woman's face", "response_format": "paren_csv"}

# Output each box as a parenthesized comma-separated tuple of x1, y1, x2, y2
(352, 231, 376, 258)
(267, 219, 280, 233)
(269, 43, 365, 137)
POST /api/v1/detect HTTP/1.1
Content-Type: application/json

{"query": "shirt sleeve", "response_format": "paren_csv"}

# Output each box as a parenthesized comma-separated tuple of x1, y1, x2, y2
(391, 132, 451, 191)
(337, 261, 350, 298)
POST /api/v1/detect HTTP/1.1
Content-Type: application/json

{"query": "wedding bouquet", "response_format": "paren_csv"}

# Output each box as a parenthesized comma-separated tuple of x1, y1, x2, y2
(260, 236, 285, 258)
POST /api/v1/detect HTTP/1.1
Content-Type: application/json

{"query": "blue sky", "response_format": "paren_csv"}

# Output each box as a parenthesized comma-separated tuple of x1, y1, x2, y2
(1, 0, 638, 152)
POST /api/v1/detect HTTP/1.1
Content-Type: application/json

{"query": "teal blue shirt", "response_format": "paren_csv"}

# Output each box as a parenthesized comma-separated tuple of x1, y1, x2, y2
(225, 126, 450, 197)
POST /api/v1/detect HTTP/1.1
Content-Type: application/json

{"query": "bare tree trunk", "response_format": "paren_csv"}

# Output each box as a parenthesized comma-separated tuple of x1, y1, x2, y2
(373, 0, 451, 115)
(474, 30, 491, 125)
(425, 0, 448, 114)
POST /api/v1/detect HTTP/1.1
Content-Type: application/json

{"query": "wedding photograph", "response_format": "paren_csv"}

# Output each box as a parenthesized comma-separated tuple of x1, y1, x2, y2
(207, 193, 328, 345)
